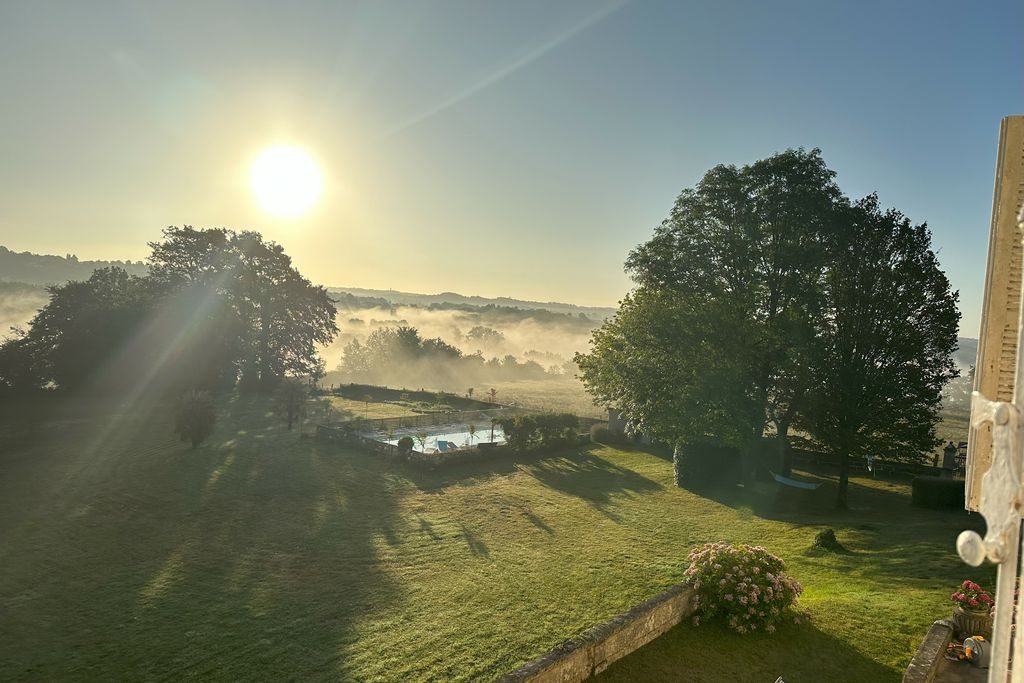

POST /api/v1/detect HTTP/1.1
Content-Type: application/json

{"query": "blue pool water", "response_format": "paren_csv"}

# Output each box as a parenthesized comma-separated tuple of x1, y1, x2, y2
(365, 424, 507, 451)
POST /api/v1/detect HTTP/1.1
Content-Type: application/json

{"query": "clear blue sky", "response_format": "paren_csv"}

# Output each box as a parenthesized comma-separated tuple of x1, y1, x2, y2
(1, 0, 1020, 335)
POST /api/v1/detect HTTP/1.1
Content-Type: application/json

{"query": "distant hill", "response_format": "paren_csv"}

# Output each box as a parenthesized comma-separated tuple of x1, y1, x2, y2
(0, 246, 148, 285)
(327, 286, 618, 320)
(0, 246, 617, 320)
(954, 337, 977, 371)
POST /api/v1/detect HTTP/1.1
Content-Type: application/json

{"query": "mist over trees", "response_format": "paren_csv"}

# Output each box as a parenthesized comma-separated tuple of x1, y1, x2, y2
(338, 324, 554, 388)
(576, 149, 960, 507)
(0, 227, 337, 394)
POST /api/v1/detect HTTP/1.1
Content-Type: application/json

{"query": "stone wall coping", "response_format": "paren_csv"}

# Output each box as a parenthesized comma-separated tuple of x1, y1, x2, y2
(495, 581, 694, 682)
(903, 619, 954, 683)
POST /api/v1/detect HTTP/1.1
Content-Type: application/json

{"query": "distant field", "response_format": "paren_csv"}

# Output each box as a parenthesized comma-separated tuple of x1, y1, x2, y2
(467, 377, 604, 419)
(313, 395, 418, 422)
(0, 395, 983, 682)
(936, 403, 970, 449)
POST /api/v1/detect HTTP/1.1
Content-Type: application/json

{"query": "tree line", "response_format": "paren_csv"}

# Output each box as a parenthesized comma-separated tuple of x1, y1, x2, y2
(575, 149, 960, 508)
(338, 325, 556, 388)
(0, 226, 337, 395)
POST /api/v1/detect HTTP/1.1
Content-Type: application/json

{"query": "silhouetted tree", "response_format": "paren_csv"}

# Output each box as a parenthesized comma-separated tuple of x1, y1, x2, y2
(148, 226, 338, 390)
(0, 267, 152, 392)
(579, 149, 843, 477)
(804, 195, 960, 508)
(414, 431, 429, 453)
(0, 227, 336, 395)
(275, 377, 308, 430)
(175, 390, 217, 449)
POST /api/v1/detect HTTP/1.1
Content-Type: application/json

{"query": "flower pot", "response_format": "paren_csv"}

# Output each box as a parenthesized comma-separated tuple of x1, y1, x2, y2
(953, 605, 992, 638)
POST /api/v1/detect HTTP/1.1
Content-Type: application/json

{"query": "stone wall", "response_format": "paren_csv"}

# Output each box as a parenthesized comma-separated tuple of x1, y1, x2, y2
(902, 619, 954, 683)
(495, 582, 695, 683)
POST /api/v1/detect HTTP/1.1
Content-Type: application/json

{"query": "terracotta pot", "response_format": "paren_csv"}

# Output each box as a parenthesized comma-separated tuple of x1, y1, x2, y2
(953, 605, 992, 638)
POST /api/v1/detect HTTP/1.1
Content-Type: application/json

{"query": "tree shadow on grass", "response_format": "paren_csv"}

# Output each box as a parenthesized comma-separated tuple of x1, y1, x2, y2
(400, 443, 604, 493)
(460, 522, 490, 558)
(683, 471, 988, 588)
(0, 398, 406, 682)
(596, 618, 898, 683)
(522, 508, 554, 534)
(523, 451, 664, 520)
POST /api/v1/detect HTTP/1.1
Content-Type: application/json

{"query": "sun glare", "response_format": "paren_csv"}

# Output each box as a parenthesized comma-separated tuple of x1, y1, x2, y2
(249, 146, 323, 219)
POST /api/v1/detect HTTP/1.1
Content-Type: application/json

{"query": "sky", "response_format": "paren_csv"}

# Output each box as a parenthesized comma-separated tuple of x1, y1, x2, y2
(0, 1, 1021, 335)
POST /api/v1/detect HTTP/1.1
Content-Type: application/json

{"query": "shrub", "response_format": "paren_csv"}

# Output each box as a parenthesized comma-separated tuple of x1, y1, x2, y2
(812, 528, 847, 553)
(174, 390, 216, 450)
(496, 413, 579, 451)
(590, 423, 627, 445)
(673, 439, 740, 490)
(396, 436, 414, 453)
(685, 542, 805, 633)
(912, 476, 964, 509)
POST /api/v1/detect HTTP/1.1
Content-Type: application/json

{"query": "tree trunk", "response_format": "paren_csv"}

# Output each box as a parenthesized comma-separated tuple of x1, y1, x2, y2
(287, 408, 294, 430)
(836, 450, 850, 509)
(740, 419, 767, 484)
(259, 311, 272, 391)
(777, 419, 792, 476)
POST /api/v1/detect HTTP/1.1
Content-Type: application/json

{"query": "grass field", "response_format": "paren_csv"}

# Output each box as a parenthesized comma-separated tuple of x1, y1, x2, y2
(313, 395, 419, 422)
(0, 395, 986, 682)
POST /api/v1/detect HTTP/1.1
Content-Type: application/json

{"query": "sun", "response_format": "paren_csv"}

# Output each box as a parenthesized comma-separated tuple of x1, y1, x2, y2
(249, 146, 323, 219)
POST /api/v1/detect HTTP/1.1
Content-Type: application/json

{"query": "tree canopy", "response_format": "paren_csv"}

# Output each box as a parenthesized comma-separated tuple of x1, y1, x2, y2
(576, 149, 960, 506)
(0, 226, 337, 394)
(806, 195, 960, 507)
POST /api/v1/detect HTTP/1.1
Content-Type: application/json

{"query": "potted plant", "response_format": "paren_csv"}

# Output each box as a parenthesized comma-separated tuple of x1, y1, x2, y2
(951, 580, 994, 638)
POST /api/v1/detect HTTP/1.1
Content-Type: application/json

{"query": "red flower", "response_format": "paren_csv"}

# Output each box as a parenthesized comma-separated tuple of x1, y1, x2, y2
(970, 598, 979, 607)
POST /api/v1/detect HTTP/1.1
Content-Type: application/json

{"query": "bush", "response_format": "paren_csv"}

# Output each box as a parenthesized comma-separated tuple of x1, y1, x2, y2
(912, 476, 965, 509)
(496, 413, 579, 451)
(684, 542, 805, 633)
(591, 423, 631, 445)
(396, 436, 414, 453)
(812, 528, 847, 553)
(590, 423, 611, 443)
(174, 390, 216, 450)
(673, 439, 740, 489)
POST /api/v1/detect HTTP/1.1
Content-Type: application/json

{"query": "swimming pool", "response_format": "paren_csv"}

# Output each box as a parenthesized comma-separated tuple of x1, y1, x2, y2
(364, 423, 507, 452)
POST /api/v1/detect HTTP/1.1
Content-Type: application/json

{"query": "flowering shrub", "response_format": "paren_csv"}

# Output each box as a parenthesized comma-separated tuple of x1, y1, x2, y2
(951, 580, 993, 612)
(684, 542, 805, 633)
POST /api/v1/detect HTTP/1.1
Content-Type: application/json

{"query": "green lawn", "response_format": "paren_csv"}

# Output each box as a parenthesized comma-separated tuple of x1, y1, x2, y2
(314, 395, 419, 422)
(0, 396, 987, 681)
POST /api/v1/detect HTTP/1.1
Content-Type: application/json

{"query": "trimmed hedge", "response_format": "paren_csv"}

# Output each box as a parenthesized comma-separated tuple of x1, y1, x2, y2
(911, 476, 964, 509)
(495, 413, 579, 451)
(674, 439, 741, 490)
(590, 423, 627, 445)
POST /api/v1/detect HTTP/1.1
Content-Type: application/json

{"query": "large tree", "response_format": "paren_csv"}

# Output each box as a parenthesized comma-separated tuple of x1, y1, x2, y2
(580, 149, 843, 474)
(806, 195, 960, 508)
(0, 227, 337, 394)
(147, 226, 338, 389)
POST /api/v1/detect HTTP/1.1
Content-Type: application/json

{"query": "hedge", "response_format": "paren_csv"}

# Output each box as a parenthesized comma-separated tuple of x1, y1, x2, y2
(495, 413, 579, 451)
(590, 423, 627, 445)
(911, 476, 965, 509)
(673, 439, 741, 490)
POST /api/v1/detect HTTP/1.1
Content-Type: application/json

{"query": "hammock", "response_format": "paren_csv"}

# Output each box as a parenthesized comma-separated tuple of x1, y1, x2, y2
(769, 470, 822, 490)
